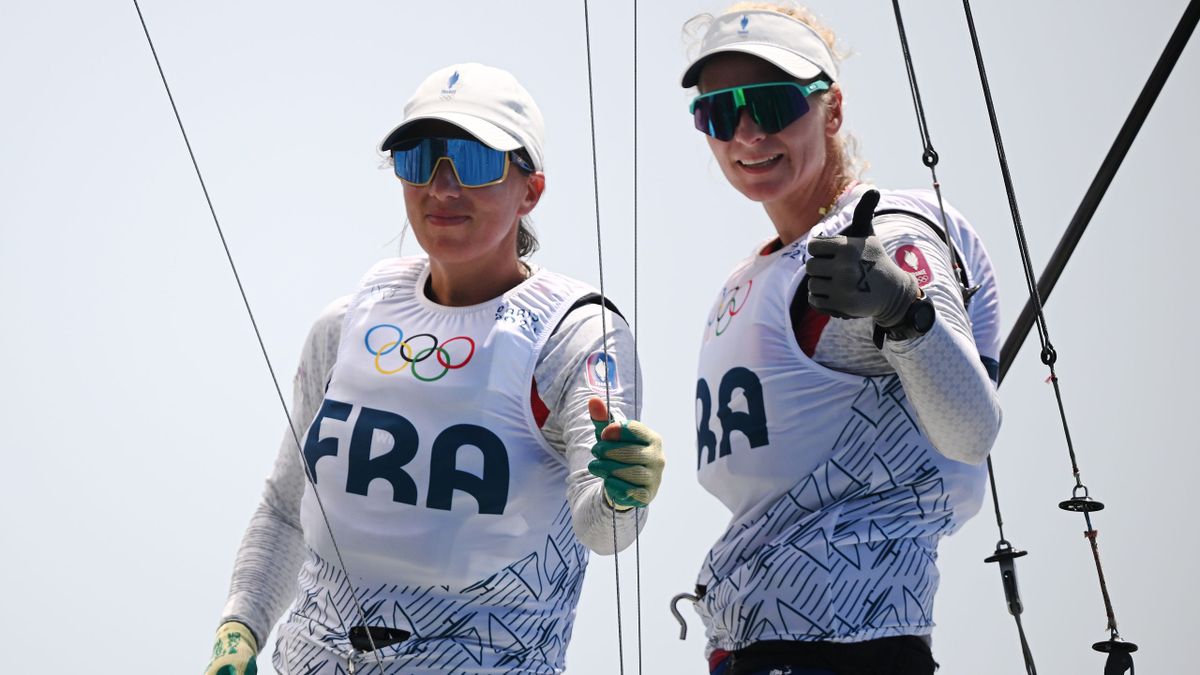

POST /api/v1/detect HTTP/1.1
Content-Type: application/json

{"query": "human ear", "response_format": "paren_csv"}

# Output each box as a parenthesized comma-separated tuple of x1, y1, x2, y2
(825, 85, 844, 136)
(517, 172, 545, 217)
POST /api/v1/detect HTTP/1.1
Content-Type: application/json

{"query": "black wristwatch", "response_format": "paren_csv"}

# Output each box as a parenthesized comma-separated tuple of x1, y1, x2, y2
(873, 294, 936, 348)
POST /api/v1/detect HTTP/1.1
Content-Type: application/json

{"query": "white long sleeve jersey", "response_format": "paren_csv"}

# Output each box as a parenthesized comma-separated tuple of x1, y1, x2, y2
(693, 186, 1001, 654)
(219, 259, 643, 674)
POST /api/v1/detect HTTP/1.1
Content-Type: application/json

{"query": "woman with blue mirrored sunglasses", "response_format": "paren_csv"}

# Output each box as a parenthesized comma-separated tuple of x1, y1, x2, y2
(676, 6, 1003, 675)
(204, 62, 665, 675)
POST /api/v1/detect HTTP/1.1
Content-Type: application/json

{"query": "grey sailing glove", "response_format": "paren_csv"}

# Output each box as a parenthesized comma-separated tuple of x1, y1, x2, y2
(806, 189, 919, 327)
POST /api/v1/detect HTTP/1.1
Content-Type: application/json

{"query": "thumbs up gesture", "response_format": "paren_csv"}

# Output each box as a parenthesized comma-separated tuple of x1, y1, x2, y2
(806, 189, 919, 327)
(587, 397, 665, 510)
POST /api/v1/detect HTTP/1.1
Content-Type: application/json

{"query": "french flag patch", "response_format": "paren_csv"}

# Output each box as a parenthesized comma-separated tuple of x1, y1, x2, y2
(896, 244, 933, 287)
(585, 351, 619, 393)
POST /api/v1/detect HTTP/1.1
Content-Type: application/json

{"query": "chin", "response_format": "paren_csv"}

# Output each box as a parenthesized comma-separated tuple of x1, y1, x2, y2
(720, 163, 791, 203)
(731, 178, 790, 204)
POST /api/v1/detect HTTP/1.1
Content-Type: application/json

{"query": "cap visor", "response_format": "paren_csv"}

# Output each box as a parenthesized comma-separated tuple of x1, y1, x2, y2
(379, 112, 522, 152)
(681, 44, 825, 88)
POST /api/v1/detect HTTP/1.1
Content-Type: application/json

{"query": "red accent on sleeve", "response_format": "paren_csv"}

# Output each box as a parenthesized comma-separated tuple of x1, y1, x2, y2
(531, 379, 550, 429)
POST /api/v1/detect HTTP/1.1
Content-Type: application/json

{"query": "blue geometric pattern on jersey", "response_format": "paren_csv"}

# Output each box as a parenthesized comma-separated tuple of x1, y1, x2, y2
(698, 375, 961, 648)
(274, 502, 588, 674)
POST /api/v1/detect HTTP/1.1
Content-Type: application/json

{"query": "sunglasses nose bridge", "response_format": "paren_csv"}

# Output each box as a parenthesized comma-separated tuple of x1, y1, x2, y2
(732, 105, 768, 142)
(428, 156, 464, 193)
(697, 88, 766, 142)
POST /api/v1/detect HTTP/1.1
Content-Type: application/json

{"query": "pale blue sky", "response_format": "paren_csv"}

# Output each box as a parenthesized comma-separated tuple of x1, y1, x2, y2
(2, 1, 1196, 673)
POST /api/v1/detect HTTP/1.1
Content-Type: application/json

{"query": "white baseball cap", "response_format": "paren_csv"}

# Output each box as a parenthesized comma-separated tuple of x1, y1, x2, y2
(680, 10, 839, 88)
(379, 63, 546, 171)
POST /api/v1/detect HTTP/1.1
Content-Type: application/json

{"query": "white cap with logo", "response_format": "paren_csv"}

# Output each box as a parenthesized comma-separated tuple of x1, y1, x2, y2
(680, 10, 839, 88)
(379, 63, 546, 171)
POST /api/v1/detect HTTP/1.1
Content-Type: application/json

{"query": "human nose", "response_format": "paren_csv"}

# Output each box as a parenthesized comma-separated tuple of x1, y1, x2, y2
(732, 107, 766, 144)
(427, 158, 462, 198)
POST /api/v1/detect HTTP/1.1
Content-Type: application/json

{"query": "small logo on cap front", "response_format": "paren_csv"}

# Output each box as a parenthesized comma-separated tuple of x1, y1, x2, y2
(738, 14, 750, 35)
(441, 70, 460, 98)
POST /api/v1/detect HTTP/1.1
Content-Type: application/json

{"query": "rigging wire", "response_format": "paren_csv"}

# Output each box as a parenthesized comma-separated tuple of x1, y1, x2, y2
(998, 0, 1200, 380)
(129, 0, 385, 667)
(889, 3, 1036, 673)
(983, 2, 1197, 672)
(960, 0, 1143, 666)
(581, 2, 629, 673)
(632, 0, 645, 672)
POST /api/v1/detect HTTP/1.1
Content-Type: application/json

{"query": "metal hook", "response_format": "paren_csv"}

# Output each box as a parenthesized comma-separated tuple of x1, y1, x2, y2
(669, 592, 700, 640)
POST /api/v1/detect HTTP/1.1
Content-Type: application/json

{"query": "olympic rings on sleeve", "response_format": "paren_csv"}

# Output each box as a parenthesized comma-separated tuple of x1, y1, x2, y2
(364, 324, 475, 381)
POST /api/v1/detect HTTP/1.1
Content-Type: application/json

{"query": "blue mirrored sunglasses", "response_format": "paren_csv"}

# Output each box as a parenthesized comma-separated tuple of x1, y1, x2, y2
(691, 81, 830, 141)
(391, 137, 534, 188)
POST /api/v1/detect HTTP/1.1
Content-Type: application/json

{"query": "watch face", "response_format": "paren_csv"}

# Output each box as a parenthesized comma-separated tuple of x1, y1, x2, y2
(912, 299, 936, 333)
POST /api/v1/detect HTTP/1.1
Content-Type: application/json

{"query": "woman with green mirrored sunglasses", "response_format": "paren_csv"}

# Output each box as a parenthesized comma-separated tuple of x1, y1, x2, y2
(675, 5, 1004, 675)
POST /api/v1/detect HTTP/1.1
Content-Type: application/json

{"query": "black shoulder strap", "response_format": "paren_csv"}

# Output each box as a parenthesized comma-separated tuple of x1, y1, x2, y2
(566, 292, 625, 319)
(549, 292, 626, 338)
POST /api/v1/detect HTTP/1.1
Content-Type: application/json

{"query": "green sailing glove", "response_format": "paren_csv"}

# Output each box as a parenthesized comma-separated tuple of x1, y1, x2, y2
(204, 621, 258, 675)
(587, 397, 665, 510)
(806, 189, 919, 327)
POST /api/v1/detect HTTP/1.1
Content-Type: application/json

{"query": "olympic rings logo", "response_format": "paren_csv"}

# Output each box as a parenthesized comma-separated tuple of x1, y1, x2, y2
(363, 324, 476, 382)
(708, 279, 753, 337)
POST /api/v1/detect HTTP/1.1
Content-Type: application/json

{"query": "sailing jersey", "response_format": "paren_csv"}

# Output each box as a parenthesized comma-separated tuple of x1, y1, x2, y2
(244, 257, 634, 674)
(694, 188, 995, 654)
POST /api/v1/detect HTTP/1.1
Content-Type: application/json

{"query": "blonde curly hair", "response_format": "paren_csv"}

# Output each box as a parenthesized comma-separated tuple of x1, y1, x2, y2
(683, 2, 867, 183)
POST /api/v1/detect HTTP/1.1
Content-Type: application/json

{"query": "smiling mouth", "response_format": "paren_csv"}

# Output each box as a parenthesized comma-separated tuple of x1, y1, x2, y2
(737, 154, 783, 169)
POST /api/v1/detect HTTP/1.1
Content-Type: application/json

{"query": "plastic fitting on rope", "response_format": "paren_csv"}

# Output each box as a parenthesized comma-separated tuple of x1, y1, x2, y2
(1040, 344, 1058, 366)
(1059, 483, 1106, 513)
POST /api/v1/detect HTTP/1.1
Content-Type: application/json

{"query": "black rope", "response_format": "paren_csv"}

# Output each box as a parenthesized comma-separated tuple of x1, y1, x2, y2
(129, 0, 384, 664)
(984, 457, 1008, 541)
(889, 4, 1035, 672)
(998, 0, 1200, 382)
(888, 0, 954, 237)
(961, 0, 1134, 656)
(581, 1, 626, 673)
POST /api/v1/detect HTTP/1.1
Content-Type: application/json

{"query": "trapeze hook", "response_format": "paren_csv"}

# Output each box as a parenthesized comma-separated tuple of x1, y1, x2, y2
(670, 591, 701, 640)
(984, 539, 1029, 617)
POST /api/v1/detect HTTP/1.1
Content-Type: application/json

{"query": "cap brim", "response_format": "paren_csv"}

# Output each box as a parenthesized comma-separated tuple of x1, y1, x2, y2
(680, 44, 826, 88)
(379, 112, 522, 153)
